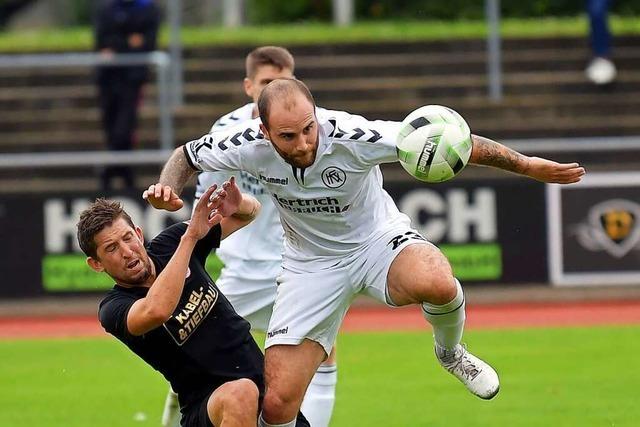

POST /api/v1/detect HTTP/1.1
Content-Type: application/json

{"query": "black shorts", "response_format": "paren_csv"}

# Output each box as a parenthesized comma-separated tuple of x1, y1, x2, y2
(179, 375, 265, 427)
(181, 390, 214, 427)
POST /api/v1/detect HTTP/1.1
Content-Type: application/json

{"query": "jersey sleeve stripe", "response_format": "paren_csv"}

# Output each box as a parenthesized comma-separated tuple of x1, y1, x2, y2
(183, 144, 200, 171)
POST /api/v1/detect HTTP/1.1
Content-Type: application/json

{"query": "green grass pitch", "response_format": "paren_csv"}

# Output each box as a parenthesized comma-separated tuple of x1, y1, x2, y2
(1, 326, 638, 426)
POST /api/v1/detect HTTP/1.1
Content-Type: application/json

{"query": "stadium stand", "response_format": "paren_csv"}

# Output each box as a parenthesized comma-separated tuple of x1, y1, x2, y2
(1, 36, 640, 189)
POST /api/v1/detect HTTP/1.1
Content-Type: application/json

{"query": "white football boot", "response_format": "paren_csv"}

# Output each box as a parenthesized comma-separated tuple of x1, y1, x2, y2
(436, 344, 500, 400)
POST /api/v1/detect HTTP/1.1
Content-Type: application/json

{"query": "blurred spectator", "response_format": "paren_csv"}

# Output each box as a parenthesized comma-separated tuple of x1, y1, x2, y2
(94, 0, 160, 192)
(585, 0, 617, 85)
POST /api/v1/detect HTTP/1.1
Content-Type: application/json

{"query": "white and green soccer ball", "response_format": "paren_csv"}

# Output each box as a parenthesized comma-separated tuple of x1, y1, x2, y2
(396, 105, 472, 183)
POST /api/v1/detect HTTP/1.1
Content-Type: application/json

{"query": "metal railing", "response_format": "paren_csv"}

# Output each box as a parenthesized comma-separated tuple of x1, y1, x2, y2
(485, 0, 503, 101)
(0, 51, 174, 151)
(2, 136, 640, 170)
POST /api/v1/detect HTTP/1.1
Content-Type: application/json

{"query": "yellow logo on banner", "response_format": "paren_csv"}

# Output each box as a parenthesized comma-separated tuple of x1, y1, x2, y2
(576, 199, 640, 258)
(600, 210, 635, 243)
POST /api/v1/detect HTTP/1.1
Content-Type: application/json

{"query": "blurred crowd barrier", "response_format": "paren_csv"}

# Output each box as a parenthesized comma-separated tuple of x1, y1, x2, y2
(2, 171, 640, 300)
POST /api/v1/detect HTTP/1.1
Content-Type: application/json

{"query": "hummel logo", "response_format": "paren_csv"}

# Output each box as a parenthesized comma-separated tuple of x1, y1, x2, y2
(267, 327, 289, 338)
(259, 174, 289, 185)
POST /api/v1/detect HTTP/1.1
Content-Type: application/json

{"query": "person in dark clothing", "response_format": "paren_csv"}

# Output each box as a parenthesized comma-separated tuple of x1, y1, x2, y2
(585, 0, 617, 85)
(77, 179, 309, 427)
(94, 0, 160, 191)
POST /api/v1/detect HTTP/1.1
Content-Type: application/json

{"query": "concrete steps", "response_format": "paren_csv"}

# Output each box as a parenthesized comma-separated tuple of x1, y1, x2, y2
(1, 36, 640, 188)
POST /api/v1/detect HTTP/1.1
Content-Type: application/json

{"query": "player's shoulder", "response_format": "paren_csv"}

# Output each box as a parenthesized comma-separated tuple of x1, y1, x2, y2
(210, 103, 255, 132)
(98, 287, 134, 325)
(189, 117, 267, 152)
(318, 108, 395, 146)
(211, 117, 271, 153)
(99, 286, 123, 308)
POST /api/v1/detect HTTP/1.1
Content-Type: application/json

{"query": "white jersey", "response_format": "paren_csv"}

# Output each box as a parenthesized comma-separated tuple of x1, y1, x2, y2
(195, 103, 284, 276)
(184, 108, 409, 270)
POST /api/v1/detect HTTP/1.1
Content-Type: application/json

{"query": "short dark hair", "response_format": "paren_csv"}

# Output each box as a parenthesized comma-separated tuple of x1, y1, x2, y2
(246, 46, 295, 79)
(258, 78, 315, 129)
(77, 198, 135, 258)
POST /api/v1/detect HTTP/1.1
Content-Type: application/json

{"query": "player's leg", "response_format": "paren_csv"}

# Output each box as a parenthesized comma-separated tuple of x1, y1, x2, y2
(361, 229, 498, 400)
(260, 340, 327, 426)
(161, 386, 180, 427)
(207, 378, 260, 427)
(386, 242, 499, 399)
(300, 346, 337, 427)
(221, 269, 338, 427)
(110, 80, 141, 189)
(260, 265, 352, 425)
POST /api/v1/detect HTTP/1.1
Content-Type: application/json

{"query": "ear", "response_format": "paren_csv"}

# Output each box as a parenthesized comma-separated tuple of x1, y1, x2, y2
(259, 123, 270, 141)
(135, 226, 144, 242)
(243, 77, 253, 98)
(87, 257, 104, 273)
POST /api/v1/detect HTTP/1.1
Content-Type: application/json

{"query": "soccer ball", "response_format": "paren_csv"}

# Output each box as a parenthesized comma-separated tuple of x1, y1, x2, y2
(396, 105, 472, 183)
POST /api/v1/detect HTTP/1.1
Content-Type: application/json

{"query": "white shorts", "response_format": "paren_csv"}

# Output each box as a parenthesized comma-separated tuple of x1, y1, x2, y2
(265, 225, 430, 355)
(216, 264, 278, 332)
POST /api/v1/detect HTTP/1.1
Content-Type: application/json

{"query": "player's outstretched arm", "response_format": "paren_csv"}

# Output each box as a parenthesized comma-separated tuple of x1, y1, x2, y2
(143, 147, 197, 211)
(127, 186, 225, 336)
(217, 177, 262, 239)
(469, 134, 586, 184)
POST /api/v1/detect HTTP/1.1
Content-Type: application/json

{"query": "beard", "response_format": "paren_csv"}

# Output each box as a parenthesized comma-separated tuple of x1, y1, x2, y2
(277, 147, 317, 169)
(287, 156, 313, 169)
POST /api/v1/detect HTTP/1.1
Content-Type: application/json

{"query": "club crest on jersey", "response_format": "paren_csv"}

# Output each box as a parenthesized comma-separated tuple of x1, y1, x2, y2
(321, 167, 347, 188)
(574, 199, 640, 258)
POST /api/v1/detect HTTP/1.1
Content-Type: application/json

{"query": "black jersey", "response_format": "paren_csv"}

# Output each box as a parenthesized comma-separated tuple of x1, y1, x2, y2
(98, 222, 264, 407)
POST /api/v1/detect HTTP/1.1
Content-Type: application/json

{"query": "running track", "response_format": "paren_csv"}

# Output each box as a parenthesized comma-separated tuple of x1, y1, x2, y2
(1, 300, 640, 339)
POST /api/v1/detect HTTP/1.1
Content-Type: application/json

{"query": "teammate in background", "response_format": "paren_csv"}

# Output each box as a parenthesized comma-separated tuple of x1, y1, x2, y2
(78, 182, 308, 426)
(146, 79, 586, 426)
(162, 46, 338, 427)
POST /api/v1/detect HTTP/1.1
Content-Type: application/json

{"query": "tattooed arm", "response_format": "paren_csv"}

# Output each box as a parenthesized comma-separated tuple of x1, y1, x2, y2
(143, 147, 197, 211)
(469, 134, 585, 184)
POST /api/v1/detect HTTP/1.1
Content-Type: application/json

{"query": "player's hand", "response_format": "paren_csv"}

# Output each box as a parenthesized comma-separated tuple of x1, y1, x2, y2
(186, 185, 224, 240)
(523, 157, 586, 184)
(142, 184, 184, 211)
(212, 176, 242, 218)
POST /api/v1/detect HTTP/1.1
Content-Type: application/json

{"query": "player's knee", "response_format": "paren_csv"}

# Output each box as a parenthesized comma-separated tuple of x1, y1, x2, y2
(262, 385, 300, 418)
(218, 379, 259, 419)
(427, 269, 457, 305)
(324, 346, 337, 365)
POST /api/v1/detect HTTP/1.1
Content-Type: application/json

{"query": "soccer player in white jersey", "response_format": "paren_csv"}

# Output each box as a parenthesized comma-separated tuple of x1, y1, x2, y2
(162, 47, 338, 427)
(145, 79, 585, 426)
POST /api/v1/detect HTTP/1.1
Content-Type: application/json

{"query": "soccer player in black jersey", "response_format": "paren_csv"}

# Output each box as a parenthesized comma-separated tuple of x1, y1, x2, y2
(77, 179, 308, 427)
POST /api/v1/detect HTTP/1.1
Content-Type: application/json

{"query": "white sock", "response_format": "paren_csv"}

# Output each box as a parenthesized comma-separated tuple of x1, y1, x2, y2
(300, 363, 337, 427)
(161, 387, 181, 427)
(258, 413, 297, 427)
(421, 278, 465, 350)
